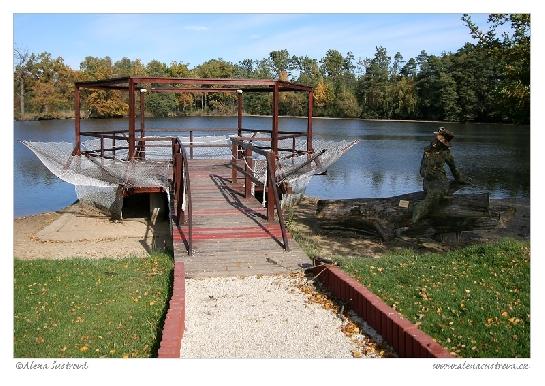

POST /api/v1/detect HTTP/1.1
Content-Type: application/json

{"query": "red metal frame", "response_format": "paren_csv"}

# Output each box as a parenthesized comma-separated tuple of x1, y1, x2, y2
(72, 77, 312, 255)
(73, 76, 314, 160)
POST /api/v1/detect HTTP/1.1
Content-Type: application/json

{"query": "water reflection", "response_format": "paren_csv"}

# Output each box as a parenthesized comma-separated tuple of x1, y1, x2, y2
(14, 117, 530, 216)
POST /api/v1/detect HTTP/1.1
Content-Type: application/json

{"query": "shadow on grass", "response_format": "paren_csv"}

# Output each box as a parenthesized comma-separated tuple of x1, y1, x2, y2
(151, 247, 175, 358)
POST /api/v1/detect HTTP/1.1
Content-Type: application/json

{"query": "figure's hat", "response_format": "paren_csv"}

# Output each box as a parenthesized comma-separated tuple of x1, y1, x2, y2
(434, 127, 454, 147)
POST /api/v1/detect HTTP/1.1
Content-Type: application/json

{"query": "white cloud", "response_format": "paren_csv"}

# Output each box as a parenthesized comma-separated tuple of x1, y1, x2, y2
(183, 25, 209, 31)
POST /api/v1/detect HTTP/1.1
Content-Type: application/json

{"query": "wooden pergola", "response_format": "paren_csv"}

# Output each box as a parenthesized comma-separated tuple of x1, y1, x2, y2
(73, 76, 314, 159)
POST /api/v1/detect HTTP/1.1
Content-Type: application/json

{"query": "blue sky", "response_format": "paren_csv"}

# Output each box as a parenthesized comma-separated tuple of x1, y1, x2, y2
(14, 13, 491, 70)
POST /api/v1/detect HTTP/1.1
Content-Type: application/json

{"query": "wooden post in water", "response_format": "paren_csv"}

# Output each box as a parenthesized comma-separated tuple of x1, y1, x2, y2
(72, 86, 81, 156)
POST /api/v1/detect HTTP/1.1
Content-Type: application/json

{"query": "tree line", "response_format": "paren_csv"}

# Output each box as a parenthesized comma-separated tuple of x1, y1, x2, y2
(13, 14, 529, 123)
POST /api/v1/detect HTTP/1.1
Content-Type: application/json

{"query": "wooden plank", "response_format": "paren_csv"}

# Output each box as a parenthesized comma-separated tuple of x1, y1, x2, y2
(170, 156, 310, 277)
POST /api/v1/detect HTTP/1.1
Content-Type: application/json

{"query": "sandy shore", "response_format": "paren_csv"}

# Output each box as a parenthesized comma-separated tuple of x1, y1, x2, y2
(13, 202, 170, 260)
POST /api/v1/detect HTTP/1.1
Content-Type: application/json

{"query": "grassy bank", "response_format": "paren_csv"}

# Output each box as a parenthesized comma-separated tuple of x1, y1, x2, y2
(334, 239, 530, 358)
(287, 209, 530, 357)
(14, 252, 173, 358)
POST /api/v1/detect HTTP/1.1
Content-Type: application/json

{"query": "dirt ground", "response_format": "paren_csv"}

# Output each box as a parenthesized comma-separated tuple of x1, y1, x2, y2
(287, 196, 530, 258)
(14, 196, 529, 261)
(13, 202, 171, 260)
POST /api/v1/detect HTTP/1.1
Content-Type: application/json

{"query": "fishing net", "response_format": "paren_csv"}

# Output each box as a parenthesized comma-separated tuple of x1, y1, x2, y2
(23, 140, 172, 218)
(23, 134, 357, 216)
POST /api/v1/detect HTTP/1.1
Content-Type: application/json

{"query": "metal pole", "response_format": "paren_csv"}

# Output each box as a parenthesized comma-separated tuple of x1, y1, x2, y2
(244, 147, 252, 198)
(266, 152, 276, 223)
(307, 91, 314, 156)
(140, 90, 145, 159)
(231, 142, 238, 184)
(272, 83, 279, 156)
(189, 130, 194, 160)
(73, 86, 81, 156)
(128, 79, 136, 160)
(237, 90, 243, 137)
(237, 90, 243, 159)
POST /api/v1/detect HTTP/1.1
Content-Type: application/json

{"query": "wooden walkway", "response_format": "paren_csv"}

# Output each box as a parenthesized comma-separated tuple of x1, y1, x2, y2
(171, 159, 312, 278)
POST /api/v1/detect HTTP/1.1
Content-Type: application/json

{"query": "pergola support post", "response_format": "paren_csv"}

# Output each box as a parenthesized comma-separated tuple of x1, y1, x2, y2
(72, 86, 81, 156)
(307, 91, 314, 156)
(237, 90, 243, 159)
(128, 79, 136, 160)
(139, 90, 146, 159)
(271, 83, 279, 156)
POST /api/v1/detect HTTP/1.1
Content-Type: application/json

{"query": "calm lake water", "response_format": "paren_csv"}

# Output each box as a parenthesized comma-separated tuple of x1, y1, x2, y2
(14, 116, 530, 217)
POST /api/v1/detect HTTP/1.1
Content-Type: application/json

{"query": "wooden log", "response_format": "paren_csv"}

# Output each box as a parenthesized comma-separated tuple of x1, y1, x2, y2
(316, 189, 499, 241)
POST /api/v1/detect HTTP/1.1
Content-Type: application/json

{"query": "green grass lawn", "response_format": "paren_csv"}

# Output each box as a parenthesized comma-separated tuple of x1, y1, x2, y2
(14, 253, 173, 358)
(335, 239, 530, 358)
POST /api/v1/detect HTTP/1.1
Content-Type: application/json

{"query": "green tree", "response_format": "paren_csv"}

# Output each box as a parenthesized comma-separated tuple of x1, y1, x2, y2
(113, 57, 146, 76)
(14, 47, 30, 118)
(269, 49, 291, 80)
(335, 88, 360, 118)
(291, 55, 321, 87)
(462, 13, 530, 122)
(357, 46, 391, 118)
(194, 59, 238, 113)
(145, 93, 177, 117)
(79, 56, 127, 118)
(400, 58, 417, 79)
(24, 52, 75, 117)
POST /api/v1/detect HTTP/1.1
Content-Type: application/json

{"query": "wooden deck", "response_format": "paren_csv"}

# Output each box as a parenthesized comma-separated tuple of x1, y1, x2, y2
(171, 159, 312, 278)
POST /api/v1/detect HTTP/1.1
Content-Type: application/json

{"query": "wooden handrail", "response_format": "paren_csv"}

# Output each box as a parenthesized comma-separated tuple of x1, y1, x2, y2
(230, 136, 289, 251)
(171, 138, 193, 255)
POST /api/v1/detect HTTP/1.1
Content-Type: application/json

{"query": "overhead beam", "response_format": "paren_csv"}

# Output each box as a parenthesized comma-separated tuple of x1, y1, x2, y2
(75, 77, 130, 88)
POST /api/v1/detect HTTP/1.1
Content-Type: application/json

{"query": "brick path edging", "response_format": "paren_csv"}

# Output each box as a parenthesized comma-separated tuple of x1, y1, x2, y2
(311, 264, 453, 358)
(157, 261, 185, 358)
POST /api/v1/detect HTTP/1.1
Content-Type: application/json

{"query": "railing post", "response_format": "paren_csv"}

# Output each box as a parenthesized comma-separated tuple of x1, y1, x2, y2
(231, 141, 238, 184)
(190, 130, 194, 160)
(173, 143, 183, 225)
(244, 146, 253, 198)
(179, 152, 184, 224)
(266, 152, 276, 223)
(112, 136, 116, 159)
(266, 151, 289, 251)
(100, 134, 104, 157)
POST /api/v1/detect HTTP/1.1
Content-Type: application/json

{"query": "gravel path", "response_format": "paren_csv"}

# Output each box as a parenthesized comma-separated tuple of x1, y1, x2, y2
(180, 273, 386, 358)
